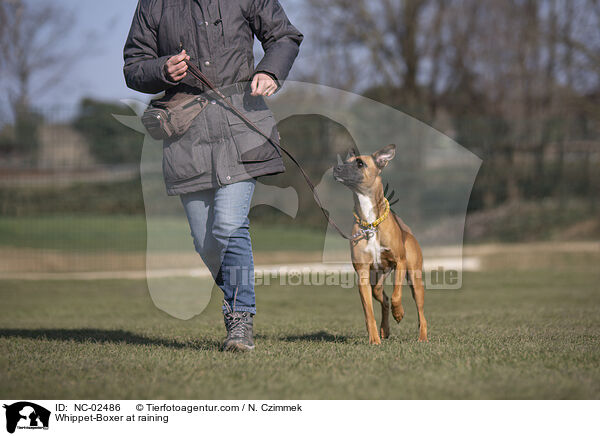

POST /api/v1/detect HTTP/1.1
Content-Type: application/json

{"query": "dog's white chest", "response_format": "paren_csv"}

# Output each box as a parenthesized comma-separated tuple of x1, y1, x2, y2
(356, 194, 385, 265)
(357, 194, 377, 223)
(364, 236, 382, 265)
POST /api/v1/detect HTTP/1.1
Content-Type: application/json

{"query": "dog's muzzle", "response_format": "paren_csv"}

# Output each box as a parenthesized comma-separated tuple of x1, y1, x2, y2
(333, 164, 362, 186)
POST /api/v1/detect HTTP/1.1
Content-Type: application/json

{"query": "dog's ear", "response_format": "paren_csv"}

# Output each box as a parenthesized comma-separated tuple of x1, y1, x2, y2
(345, 147, 358, 161)
(372, 144, 396, 169)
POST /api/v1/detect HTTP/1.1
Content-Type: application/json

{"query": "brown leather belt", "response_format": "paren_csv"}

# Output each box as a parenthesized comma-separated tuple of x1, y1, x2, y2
(184, 59, 357, 241)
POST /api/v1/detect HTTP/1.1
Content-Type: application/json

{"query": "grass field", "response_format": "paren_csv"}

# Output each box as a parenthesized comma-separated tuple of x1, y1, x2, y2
(1, 262, 599, 399)
(0, 215, 334, 253)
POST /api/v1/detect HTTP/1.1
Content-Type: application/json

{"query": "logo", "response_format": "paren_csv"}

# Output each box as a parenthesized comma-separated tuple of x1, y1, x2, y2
(115, 81, 481, 319)
(3, 402, 50, 434)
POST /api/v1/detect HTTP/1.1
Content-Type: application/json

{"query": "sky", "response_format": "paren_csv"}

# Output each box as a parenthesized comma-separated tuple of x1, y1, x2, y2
(21, 0, 143, 117)
(1, 0, 308, 121)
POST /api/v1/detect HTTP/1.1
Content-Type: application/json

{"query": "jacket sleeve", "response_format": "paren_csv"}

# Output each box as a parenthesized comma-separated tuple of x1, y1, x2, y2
(248, 0, 303, 86)
(123, 0, 178, 94)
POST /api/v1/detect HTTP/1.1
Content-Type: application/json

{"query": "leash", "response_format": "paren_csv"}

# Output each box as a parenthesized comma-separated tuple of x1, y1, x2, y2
(184, 59, 360, 241)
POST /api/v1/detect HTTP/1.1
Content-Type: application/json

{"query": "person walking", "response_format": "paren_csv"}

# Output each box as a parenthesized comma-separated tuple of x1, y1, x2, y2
(123, 0, 303, 351)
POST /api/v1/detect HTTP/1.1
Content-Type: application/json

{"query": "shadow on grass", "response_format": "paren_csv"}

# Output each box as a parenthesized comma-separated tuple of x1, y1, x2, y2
(280, 330, 350, 343)
(0, 328, 221, 351)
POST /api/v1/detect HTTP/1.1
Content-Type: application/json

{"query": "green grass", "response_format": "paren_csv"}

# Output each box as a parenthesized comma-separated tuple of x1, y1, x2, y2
(0, 215, 329, 252)
(0, 216, 148, 252)
(1, 267, 599, 399)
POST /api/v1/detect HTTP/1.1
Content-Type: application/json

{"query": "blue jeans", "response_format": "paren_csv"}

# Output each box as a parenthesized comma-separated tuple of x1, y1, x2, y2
(180, 179, 257, 314)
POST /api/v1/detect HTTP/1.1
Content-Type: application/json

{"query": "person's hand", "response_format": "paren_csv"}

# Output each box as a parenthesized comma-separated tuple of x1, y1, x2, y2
(251, 72, 278, 96)
(164, 50, 190, 82)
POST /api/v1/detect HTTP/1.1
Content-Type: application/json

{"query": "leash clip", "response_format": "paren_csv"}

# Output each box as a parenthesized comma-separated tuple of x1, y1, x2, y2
(352, 226, 377, 241)
(364, 227, 377, 240)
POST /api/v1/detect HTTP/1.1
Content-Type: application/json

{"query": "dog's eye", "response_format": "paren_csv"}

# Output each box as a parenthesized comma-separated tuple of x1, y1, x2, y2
(356, 159, 364, 168)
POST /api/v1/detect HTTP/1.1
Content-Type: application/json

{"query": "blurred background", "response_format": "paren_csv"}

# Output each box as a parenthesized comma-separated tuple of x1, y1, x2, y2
(0, 0, 598, 276)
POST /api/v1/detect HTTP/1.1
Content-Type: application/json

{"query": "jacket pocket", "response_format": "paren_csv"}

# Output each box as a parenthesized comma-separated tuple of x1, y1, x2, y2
(162, 140, 211, 183)
(228, 111, 281, 163)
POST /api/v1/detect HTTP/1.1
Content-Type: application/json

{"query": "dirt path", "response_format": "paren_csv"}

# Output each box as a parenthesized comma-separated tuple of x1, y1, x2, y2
(0, 241, 597, 280)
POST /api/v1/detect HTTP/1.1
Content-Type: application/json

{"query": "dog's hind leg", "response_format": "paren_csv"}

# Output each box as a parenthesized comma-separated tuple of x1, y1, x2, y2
(391, 261, 406, 323)
(372, 272, 390, 339)
(408, 268, 428, 342)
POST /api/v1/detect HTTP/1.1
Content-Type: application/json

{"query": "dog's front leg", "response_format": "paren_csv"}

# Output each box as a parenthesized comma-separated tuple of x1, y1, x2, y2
(357, 267, 381, 345)
(372, 271, 390, 339)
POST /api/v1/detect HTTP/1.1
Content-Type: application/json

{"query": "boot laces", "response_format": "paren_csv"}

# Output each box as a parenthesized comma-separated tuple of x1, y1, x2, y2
(227, 313, 249, 338)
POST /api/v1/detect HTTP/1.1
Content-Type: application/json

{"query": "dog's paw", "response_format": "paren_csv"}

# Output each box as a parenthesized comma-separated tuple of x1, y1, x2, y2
(369, 336, 382, 345)
(392, 305, 404, 323)
(380, 326, 390, 339)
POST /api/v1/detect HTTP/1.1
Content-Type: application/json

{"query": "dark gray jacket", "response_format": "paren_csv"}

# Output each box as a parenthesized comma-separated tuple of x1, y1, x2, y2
(123, 0, 303, 194)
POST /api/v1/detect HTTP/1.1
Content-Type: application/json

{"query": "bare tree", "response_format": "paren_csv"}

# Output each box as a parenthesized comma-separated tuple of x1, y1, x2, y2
(0, 0, 84, 118)
(302, 0, 600, 212)
(304, 0, 485, 120)
(305, 0, 429, 93)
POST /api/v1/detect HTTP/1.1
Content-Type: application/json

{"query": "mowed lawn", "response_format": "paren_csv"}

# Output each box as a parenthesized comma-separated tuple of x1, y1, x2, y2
(0, 215, 335, 253)
(1, 265, 599, 399)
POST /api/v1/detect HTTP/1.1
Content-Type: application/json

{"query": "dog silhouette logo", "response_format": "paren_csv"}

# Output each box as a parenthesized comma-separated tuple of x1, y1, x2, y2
(2, 402, 50, 434)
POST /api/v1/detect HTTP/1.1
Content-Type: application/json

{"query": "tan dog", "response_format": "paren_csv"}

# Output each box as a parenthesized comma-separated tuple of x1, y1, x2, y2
(333, 144, 427, 344)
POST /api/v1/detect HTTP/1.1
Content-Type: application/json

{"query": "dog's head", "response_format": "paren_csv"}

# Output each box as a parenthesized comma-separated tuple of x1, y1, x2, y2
(333, 144, 396, 192)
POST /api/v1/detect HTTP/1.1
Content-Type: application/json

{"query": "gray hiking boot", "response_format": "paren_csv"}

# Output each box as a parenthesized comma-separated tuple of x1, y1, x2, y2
(223, 311, 255, 352)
